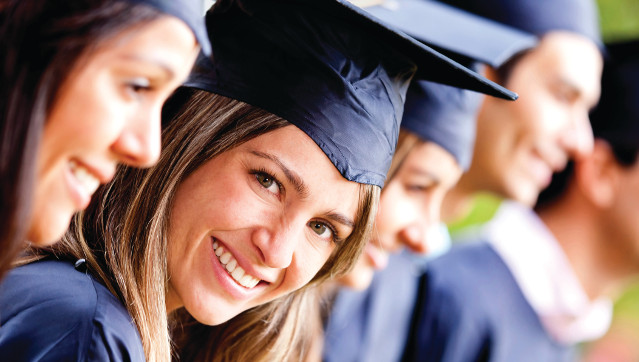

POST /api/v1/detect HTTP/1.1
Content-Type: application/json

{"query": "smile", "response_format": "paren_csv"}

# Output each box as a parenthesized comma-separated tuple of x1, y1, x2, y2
(69, 160, 100, 197)
(213, 241, 261, 289)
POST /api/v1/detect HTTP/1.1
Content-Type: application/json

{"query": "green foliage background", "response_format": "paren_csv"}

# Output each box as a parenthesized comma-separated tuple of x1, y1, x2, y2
(597, 0, 639, 42)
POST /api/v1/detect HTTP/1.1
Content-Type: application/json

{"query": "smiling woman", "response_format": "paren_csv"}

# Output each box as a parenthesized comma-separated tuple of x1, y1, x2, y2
(0, 0, 209, 282)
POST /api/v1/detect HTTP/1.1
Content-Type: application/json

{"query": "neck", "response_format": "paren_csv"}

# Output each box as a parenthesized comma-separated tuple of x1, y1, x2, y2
(539, 200, 636, 300)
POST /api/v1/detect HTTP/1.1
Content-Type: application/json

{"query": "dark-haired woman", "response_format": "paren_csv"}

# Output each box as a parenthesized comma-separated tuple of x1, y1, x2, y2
(0, 0, 209, 280)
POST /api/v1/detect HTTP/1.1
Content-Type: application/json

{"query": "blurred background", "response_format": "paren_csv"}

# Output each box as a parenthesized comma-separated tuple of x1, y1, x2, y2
(453, 2, 639, 360)
(582, 1, 639, 361)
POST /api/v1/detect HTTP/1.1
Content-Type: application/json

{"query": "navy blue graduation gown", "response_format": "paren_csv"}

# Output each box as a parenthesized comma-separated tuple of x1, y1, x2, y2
(0, 259, 145, 361)
(403, 242, 574, 362)
(324, 251, 425, 362)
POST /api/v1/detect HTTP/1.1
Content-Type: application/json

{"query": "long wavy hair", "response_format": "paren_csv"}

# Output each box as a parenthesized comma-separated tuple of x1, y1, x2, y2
(0, 0, 162, 281)
(40, 90, 379, 361)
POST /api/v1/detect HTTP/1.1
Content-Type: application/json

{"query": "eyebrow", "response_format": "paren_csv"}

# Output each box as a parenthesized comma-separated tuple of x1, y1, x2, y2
(407, 167, 441, 184)
(326, 212, 355, 230)
(120, 55, 175, 78)
(249, 150, 309, 199)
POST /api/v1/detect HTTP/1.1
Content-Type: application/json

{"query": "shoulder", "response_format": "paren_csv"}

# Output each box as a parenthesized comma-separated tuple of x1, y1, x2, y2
(424, 242, 509, 309)
(403, 243, 514, 361)
(0, 259, 144, 361)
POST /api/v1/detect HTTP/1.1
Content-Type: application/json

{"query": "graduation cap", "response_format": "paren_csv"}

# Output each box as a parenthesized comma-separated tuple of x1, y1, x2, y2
(436, 0, 601, 45)
(590, 40, 639, 152)
(361, 0, 538, 170)
(128, 0, 211, 55)
(362, 0, 538, 68)
(185, 0, 516, 187)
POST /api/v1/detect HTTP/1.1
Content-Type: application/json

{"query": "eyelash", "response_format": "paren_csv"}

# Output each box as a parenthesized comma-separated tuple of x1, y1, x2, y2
(406, 183, 434, 192)
(250, 167, 284, 196)
(125, 78, 153, 97)
(311, 219, 343, 244)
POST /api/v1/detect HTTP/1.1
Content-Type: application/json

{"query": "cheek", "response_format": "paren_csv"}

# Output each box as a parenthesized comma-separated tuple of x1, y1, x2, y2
(378, 194, 420, 234)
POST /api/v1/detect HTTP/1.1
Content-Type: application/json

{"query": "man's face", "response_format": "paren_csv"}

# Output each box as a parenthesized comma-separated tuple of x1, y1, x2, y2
(464, 31, 603, 206)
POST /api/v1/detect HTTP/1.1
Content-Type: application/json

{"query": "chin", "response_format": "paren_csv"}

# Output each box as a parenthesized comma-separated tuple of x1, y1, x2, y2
(27, 212, 74, 246)
(338, 268, 374, 291)
(510, 186, 539, 207)
(187, 305, 236, 326)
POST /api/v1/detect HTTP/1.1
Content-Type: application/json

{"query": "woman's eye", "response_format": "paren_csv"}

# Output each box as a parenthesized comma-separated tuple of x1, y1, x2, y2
(407, 184, 432, 192)
(255, 172, 280, 194)
(309, 221, 334, 240)
(126, 77, 152, 94)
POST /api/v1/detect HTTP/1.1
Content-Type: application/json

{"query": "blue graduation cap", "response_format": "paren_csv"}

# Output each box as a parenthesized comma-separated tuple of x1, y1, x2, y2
(362, 0, 538, 170)
(436, 0, 601, 45)
(129, 0, 211, 55)
(590, 40, 639, 151)
(185, 0, 516, 187)
(363, 0, 538, 68)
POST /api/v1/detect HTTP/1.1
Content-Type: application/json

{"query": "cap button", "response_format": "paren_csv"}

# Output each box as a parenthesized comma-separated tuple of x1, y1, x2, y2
(74, 258, 87, 272)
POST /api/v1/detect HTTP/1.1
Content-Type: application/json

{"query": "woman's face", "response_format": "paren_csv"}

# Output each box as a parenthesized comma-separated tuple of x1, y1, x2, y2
(28, 17, 200, 244)
(339, 141, 462, 290)
(166, 125, 361, 325)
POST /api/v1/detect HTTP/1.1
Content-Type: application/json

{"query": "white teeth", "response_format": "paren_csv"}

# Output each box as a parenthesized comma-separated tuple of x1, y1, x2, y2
(231, 267, 244, 281)
(69, 160, 100, 196)
(212, 241, 261, 288)
(219, 252, 231, 265)
(215, 246, 224, 257)
(225, 259, 237, 273)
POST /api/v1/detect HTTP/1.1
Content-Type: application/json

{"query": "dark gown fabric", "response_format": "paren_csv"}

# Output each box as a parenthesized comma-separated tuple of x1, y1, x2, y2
(0, 259, 145, 361)
(323, 251, 425, 362)
(403, 242, 574, 362)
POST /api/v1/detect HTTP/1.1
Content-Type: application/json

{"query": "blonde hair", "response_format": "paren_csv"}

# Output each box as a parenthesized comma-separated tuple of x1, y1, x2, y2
(45, 90, 379, 361)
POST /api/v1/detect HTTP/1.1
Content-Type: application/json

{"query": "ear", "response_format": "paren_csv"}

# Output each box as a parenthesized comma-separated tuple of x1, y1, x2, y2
(574, 139, 620, 208)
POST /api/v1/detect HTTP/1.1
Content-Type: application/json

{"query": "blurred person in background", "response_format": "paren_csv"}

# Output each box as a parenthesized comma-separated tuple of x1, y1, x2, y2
(439, 0, 603, 221)
(405, 18, 639, 362)
(0, 0, 208, 281)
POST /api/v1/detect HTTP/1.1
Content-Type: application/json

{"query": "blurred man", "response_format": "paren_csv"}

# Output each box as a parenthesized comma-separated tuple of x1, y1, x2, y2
(441, 0, 603, 220)
(405, 39, 639, 361)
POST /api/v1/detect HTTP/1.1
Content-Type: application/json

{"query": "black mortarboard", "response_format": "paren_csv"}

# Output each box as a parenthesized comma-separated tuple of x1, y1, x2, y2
(590, 40, 639, 151)
(127, 0, 211, 55)
(363, 0, 538, 170)
(363, 0, 538, 68)
(185, 0, 515, 187)
(436, 0, 601, 45)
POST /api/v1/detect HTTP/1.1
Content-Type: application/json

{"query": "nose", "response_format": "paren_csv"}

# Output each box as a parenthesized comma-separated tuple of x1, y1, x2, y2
(399, 224, 427, 254)
(560, 109, 594, 160)
(401, 202, 441, 255)
(251, 222, 298, 269)
(110, 103, 162, 168)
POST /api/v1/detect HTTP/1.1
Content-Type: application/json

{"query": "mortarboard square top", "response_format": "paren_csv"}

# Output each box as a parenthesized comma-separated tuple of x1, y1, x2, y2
(363, 0, 538, 69)
(186, 0, 515, 187)
(437, 0, 601, 46)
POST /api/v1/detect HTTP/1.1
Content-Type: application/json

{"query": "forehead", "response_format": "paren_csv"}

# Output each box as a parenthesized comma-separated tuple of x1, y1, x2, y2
(399, 141, 462, 182)
(86, 16, 197, 66)
(516, 31, 603, 103)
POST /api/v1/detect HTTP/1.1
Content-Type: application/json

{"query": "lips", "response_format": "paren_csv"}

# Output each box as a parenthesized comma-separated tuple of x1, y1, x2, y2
(363, 242, 389, 270)
(213, 240, 261, 289)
